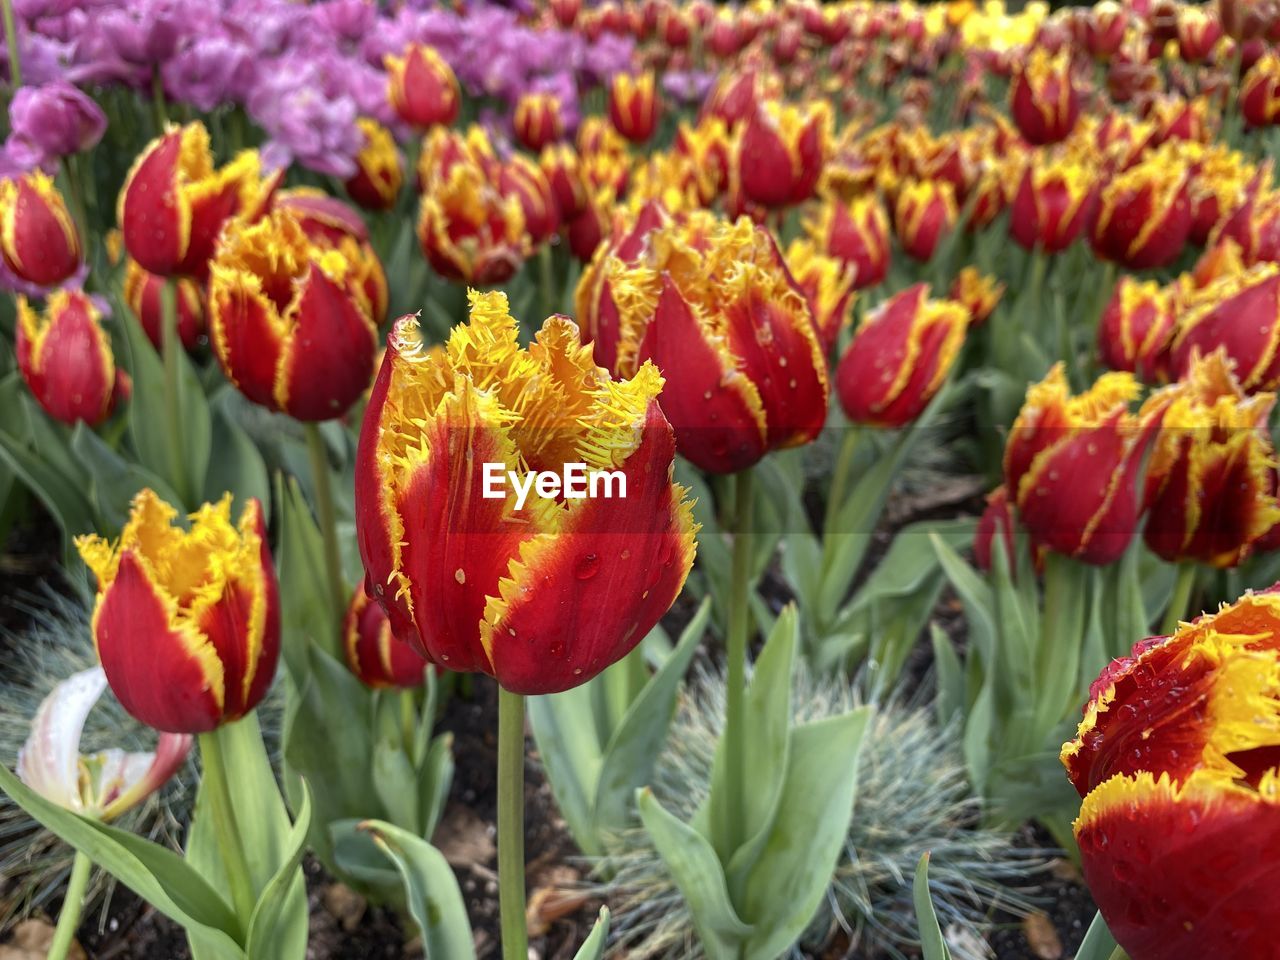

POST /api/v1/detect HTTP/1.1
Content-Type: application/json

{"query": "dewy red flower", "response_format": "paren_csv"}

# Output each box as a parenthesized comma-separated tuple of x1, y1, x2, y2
(835, 283, 969, 427)
(1096, 276, 1176, 379)
(16, 291, 127, 427)
(354, 290, 697, 695)
(0, 171, 81, 288)
(76, 491, 280, 734)
(1062, 589, 1280, 960)
(1004, 366, 1152, 564)
(1141, 350, 1280, 567)
(344, 588, 428, 690)
(117, 122, 276, 281)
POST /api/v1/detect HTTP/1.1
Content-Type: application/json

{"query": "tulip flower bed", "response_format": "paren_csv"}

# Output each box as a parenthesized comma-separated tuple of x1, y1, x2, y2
(6, 0, 1280, 958)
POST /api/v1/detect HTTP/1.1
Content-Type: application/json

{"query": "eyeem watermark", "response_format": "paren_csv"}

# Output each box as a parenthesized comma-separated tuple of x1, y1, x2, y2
(482, 463, 627, 510)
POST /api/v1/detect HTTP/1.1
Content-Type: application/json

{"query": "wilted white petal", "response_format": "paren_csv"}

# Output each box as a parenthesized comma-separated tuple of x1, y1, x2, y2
(16, 667, 108, 812)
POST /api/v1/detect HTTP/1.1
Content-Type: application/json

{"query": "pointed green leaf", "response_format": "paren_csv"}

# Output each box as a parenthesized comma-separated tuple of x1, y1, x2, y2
(246, 783, 312, 960)
(1075, 912, 1120, 960)
(572, 907, 611, 960)
(913, 853, 952, 960)
(362, 820, 477, 960)
(637, 789, 751, 959)
(741, 708, 870, 960)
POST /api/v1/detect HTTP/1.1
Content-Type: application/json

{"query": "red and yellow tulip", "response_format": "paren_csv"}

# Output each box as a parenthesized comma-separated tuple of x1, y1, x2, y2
(806, 192, 891, 289)
(118, 122, 275, 280)
(1009, 157, 1094, 253)
(344, 588, 428, 690)
(354, 290, 697, 694)
(344, 118, 403, 212)
(1097, 276, 1176, 379)
(385, 43, 460, 130)
(208, 208, 379, 421)
(835, 283, 969, 427)
(1090, 147, 1192, 269)
(123, 259, 206, 352)
(0, 171, 81, 288)
(514, 92, 566, 153)
(76, 491, 280, 734)
(1171, 261, 1280, 391)
(608, 71, 661, 144)
(16, 291, 126, 427)
(1009, 47, 1080, 145)
(1062, 589, 1280, 960)
(733, 100, 831, 208)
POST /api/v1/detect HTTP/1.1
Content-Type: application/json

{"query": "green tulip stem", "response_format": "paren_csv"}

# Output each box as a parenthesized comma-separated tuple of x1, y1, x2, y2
(400, 688, 417, 754)
(304, 422, 346, 620)
(198, 729, 255, 930)
(60, 156, 91, 263)
(1161, 563, 1197, 637)
(825, 425, 862, 535)
(723, 467, 755, 855)
(538, 243, 556, 320)
(496, 686, 528, 960)
(151, 70, 169, 135)
(2, 0, 21, 91)
(47, 850, 91, 960)
(159, 278, 190, 505)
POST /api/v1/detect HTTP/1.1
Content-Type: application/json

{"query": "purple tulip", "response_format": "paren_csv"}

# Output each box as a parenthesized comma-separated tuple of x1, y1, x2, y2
(8, 80, 106, 159)
(162, 36, 255, 111)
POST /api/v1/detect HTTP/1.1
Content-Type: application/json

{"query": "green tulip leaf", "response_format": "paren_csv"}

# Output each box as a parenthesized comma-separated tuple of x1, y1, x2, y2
(246, 783, 312, 960)
(637, 788, 751, 959)
(572, 908, 611, 960)
(913, 853, 952, 960)
(362, 820, 478, 960)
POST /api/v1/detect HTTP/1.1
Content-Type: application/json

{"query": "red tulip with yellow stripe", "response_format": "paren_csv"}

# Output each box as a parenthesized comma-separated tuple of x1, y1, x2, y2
(417, 127, 528, 285)
(1242, 51, 1280, 128)
(513, 92, 566, 153)
(344, 588, 428, 690)
(1141, 350, 1280, 567)
(733, 100, 831, 208)
(118, 122, 276, 281)
(0, 171, 81, 287)
(354, 290, 697, 695)
(894, 178, 957, 262)
(835, 283, 969, 427)
(1097, 276, 1176, 379)
(1061, 589, 1280, 960)
(1009, 47, 1080, 145)
(805, 192, 891, 289)
(1009, 157, 1095, 253)
(1004, 366, 1151, 564)
(76, 491, 280, 734)
(344, 118, 403, 211)
(1171, 262, 1280, 391)
(16, 291, 127, 426)
(578, 211, 830, 473)
(785, 237, 857, 353)
(1090, 147, 1192, 269)
(208, 208, 379, 421)
(385, 44, 459, 131)
(608, 71, 661, 144)
(123, 259, 206, 352)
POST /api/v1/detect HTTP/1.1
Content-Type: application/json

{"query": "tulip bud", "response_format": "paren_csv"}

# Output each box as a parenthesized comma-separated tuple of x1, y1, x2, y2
(8, 81, 107, 162)
(76, 491, 280, 734)
(1091, 149, 1192, 269)
(701, 68, 781, 129)
(16, 291, 126, 427)
(1187, 144, 1250, 243)
(1177, 4, 1225, 59)
(355, 290, 697, 694)
(1004, 366, 1150, 564)
(0, 171, 81, 288)
(118, 123, 276, 280)
(806, 192, 891, 288)
(1141, 350, 1280, 566)
(539, 144, 589, 220)
(209, 209, 379, 421)
(1008, 158, 1093, 253)
(1171, 262, 1280, 391)
(672, 117, 732, 203)
(1009, 48, 1080, 145)
(949, 267, 1003, 327)
(584, 212, 830, 473)
(836, 283, 968, 427)
(1242, 51, 1280, 127)
(418, 154, 528, 286)
(385, 44, 460, 131)
(1084, 0, 1128, 58)
(344, 118, 403, 211)
(18, 667, 191, 820)
(1062, 589, 1280, 960)
(513, 92, 566, 153)
(608, 71, 661, 144)
(733, 100, 831, 208)
(894, 179, 957, 262)
(123, 259, 205, 352)
(499, 155, 561, 246)
(785, 237, 857, 354)
(973, 485, 1016, 572)
(344, 588, 428, 689)
(1097, 276, 1176, 380)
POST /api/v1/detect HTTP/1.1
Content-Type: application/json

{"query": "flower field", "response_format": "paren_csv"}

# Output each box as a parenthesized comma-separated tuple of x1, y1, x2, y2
(1, 0, 1280, 958)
